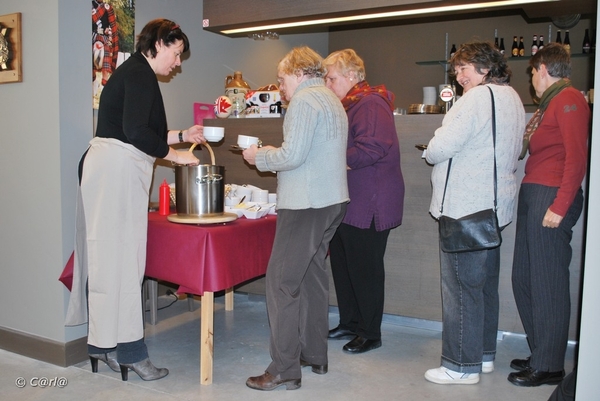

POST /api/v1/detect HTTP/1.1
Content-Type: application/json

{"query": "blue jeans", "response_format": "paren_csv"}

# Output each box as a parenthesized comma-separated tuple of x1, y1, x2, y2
(439, 243, 500, 373)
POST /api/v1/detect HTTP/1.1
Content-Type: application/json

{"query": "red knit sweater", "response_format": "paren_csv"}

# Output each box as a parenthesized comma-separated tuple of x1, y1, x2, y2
(523, 87, 590, 216)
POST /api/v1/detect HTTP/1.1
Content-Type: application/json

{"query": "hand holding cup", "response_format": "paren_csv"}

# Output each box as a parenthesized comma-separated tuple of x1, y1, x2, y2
(204, 126, 225, 142)
(237, 134, 260, 149)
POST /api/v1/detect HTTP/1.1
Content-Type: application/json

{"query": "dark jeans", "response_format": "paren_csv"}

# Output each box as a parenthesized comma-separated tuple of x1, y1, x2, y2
(512, 184, 583, 372)
(88, 339, 148, 364)
(439, 243, 501, 373)
(86, 280, 148, 364)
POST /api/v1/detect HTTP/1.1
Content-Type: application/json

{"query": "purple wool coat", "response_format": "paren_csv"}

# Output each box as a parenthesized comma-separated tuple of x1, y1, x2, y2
(343, 92, 405, 231)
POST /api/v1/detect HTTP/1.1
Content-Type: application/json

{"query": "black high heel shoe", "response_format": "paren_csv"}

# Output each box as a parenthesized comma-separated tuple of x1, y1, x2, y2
(119, 358, 169, 381)
(89, 351, 119, 372)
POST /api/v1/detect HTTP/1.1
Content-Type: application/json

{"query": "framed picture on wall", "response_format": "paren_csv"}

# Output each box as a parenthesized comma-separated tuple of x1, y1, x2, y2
(92, 0, 135, 109)
(0, 12, 22, 84)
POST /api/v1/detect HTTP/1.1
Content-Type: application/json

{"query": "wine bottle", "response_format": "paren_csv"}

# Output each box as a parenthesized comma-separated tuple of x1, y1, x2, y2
(450, 44, 457, 58)
(511, 36, 519, 57)
(531, 35, 538, 56)
(499, 38, 505, 54)
(556, 30, 562, 44)
(538, 35, 544, 50)
(518, 36, 525, 57)
(582, 29, 591, 54)
(563, 30, 571, 54)
(494, 34, 499, 49)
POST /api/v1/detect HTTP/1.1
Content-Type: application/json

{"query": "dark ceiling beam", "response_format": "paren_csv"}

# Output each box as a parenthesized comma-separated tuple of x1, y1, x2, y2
(202, 0, 597, 37)
(521, 0, 596, 19)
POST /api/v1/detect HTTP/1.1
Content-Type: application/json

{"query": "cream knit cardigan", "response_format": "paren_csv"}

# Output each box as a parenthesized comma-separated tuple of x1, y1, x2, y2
(255, 78, 350, 210)
(427, 84, 526, 226)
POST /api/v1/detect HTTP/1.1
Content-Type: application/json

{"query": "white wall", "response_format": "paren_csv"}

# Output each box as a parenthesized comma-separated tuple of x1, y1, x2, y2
(0, 0, 327, 345)
(575, 14, 600, 401)
(0, 0, 90, 343)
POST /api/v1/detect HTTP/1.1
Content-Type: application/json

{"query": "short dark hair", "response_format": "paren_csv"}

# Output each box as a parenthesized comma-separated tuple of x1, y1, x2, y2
(136, 19, 189, 58)
(529, 43, 571, 78)
(449, 41, 511, 84)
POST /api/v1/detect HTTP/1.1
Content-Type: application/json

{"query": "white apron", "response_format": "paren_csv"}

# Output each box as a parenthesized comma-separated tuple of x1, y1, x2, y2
(65, 137, 155, 348)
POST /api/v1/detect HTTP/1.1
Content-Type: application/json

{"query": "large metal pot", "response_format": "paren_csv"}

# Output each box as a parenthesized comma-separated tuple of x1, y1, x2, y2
(174, 164, 225, 217)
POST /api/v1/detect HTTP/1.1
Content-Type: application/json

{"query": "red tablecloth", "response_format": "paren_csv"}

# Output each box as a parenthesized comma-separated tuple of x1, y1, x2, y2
(60, 212, 277, 295)
(145, 212, 276, 295)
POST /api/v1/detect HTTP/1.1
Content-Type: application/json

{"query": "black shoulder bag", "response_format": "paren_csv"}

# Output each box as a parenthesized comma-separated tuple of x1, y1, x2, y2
(438, 86, 502, 253)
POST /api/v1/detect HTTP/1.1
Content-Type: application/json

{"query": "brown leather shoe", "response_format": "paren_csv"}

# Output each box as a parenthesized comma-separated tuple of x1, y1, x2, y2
(246, 372, 301, 391)
(300, 359, 328, 374)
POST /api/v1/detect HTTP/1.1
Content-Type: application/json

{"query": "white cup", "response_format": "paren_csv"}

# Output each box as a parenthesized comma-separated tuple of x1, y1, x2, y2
(224, 196, 241, 206)
(423, 86, 437, 105)
(268, 193, 277, 203)
(252, 189, 269, 203)
(236, 186, 253, 202)
(237, 134, 260, 149)
(204, 126, 225, 142)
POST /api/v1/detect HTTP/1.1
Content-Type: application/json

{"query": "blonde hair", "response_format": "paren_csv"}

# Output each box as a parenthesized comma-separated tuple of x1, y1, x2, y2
(323, 49, 366, 82)
(278, 46, 325, 78)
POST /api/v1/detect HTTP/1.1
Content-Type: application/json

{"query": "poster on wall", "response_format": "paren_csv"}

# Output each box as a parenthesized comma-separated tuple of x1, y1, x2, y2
(92, 0, 135, 109)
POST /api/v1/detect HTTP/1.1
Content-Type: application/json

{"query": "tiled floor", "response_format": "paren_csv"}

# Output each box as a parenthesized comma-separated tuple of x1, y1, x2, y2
(2, 293, 572, 401)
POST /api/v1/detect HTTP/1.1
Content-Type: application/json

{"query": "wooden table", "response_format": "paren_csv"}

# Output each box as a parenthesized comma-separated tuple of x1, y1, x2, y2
(61, 212, 277, 385)
(145, 212, 276, 384)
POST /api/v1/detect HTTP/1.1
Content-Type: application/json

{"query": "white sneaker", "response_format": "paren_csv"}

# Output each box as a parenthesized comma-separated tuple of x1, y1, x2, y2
(424, 366, 480, 385)
(482, 361, 494, 373)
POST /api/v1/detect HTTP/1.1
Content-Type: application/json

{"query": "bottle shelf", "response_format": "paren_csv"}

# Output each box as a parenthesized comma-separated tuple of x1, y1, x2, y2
(415, 60, 449, 66)
(416, 53, 594, 66)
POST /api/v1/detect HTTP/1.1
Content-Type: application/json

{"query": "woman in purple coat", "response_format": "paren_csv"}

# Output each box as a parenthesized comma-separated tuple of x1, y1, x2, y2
(323, 49, 405, 353)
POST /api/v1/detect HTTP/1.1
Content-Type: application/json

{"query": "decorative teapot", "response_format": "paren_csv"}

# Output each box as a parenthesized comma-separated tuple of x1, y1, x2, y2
(225, 71, 251, 114)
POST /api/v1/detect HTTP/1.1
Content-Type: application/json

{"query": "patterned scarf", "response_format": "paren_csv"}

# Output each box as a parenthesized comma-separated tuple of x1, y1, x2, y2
(341, 80, 395, 112)
(519, 78, 571, 159)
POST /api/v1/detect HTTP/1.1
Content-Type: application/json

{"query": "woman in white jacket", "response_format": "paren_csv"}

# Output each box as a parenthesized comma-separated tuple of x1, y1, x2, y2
(425, 42, 525, 385)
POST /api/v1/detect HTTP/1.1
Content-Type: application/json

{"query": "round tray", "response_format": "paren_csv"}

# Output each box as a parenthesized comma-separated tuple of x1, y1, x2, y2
(167, 212, 238, 225)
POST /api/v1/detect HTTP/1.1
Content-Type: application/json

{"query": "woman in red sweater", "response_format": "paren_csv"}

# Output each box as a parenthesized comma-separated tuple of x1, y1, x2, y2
(509, 43, 590, 387)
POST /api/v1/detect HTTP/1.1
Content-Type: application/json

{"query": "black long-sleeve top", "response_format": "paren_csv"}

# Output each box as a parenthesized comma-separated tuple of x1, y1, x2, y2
(96, 51, 170, 158)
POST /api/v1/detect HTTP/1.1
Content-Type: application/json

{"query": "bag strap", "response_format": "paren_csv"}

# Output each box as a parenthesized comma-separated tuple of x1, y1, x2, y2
(440, 85, 498, 214)
(489, 86, 498, 211)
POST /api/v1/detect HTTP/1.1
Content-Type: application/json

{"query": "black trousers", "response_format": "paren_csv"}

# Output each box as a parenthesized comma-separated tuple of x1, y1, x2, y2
(329, 221, 391, 340)
(512, 184, 584, 372)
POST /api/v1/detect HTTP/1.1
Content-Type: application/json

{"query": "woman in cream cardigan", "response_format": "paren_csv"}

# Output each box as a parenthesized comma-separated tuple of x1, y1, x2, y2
(425, 42, 525, 385)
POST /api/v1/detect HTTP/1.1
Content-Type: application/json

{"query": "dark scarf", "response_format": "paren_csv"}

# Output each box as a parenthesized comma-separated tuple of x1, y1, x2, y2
(519, 78, 572, 159)
(341, 80, 395, 112)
